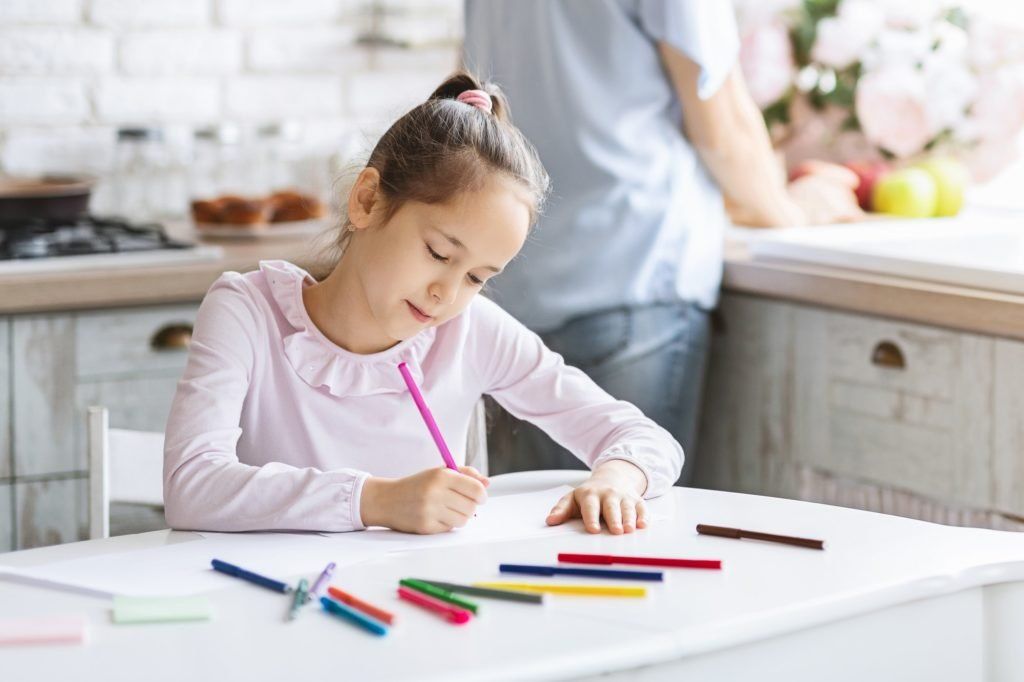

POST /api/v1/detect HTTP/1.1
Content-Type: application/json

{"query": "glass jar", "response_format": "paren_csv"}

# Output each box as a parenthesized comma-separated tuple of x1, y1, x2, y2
(189, 123, 245, 201)
(110, 126, 168, 223)
(253, 121, 304, 195)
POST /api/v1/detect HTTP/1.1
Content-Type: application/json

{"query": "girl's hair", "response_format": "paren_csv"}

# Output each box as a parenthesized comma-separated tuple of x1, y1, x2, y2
(325, 71, 550, 261)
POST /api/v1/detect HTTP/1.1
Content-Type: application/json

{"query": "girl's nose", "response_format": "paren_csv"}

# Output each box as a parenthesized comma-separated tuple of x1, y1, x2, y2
(428, 278, 458, 305)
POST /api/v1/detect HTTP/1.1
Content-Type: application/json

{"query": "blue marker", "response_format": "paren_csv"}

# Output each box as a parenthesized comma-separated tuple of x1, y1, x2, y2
(320, 596, 388, 636)
(211, 559, 292, 593)
(499, 563, 663, 582)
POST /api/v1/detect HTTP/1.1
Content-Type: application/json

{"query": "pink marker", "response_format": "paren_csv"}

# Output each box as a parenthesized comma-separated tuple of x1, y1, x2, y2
(397, 362, 458, 471)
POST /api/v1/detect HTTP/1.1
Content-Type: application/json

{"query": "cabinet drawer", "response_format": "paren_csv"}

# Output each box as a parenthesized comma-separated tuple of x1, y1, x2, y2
(75, 304, 198, 379)
(15, 477, 87, 549)
(826, 314, 957, 399)
(794, 308, 993, 508)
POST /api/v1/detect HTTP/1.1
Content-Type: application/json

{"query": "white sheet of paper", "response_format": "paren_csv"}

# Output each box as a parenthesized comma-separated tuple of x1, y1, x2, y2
(0, 486, 674, 598)
(318, 485, 670, 553)
(0, 532, 376, 599)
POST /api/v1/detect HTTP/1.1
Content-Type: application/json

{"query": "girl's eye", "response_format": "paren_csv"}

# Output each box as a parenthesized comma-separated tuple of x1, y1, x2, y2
(426, 243, 449, 263)
(468, 273, 484, 286)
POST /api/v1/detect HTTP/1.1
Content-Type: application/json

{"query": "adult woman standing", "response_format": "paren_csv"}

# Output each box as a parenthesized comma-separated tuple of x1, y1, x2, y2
(464, 0, 861, 484)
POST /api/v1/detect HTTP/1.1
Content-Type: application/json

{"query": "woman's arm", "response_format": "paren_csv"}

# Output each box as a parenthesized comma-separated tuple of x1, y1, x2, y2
(657, 42, 862, 227)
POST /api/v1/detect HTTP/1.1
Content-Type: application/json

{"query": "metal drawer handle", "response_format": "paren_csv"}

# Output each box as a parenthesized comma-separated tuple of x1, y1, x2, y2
(871, 340, 905, 369)
(150, 323, 193, 351)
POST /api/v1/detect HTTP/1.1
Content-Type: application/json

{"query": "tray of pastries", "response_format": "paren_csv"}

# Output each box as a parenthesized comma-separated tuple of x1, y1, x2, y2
(191, 190, 330, 238)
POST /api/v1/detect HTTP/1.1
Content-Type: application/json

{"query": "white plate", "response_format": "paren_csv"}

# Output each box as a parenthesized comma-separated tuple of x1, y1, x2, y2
(191, 217, 331, 240)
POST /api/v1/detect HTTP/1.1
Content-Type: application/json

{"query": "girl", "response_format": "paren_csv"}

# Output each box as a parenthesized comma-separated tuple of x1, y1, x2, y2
(163, 73, 684, 536)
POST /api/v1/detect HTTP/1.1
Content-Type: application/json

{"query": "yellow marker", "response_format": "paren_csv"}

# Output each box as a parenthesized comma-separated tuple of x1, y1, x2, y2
(473, 582, 646, 597)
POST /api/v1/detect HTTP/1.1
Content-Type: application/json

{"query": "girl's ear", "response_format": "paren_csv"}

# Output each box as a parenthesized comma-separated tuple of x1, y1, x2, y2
(348, 167, 382, 230)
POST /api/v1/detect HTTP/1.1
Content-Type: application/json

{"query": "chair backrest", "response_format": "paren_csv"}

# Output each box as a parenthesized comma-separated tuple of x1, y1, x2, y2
(87, 407, 165, 540)
(465, 398, 488, 475)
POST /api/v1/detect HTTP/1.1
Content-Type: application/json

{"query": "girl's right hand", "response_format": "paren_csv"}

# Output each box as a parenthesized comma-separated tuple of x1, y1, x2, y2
(360, 466, 489, 534)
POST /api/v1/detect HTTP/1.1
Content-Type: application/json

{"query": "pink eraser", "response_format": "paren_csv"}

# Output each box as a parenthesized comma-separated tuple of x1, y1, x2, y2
(0, 614, 87, 646)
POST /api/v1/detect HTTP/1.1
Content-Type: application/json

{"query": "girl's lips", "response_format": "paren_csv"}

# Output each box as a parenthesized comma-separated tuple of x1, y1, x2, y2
(405, 300, 433, 322)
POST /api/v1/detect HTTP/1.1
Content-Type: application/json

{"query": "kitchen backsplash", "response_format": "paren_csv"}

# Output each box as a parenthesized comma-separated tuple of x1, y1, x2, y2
(0, 0, 463, 214)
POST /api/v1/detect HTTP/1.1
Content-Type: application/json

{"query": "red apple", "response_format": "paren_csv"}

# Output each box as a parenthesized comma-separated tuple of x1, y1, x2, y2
(843, 160, 891, 211)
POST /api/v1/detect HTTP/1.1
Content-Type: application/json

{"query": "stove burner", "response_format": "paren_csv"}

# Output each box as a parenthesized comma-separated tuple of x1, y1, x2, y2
(0, 215, 191, 261)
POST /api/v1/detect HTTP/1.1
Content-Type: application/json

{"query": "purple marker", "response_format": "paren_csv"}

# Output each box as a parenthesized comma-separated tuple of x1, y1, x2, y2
(306, 561, 336, 603)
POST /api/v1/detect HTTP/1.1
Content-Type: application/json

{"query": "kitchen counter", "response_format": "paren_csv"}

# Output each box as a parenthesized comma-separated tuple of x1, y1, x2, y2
(723, 240, 1024, 342)
(5, 226, 1024, 344)
(0, 226, 325, 315)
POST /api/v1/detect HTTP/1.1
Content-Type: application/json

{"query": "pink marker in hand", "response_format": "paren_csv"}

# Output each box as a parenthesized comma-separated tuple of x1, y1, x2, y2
(397, 362, 458, 471)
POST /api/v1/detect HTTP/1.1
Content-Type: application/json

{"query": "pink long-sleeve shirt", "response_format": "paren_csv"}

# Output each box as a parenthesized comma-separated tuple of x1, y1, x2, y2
(163, 260, 684, 532)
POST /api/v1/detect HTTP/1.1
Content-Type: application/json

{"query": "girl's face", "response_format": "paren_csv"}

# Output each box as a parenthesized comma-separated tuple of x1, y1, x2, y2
(348, 169, 531, 342)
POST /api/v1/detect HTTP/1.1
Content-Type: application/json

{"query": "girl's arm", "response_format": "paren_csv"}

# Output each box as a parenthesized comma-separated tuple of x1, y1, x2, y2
(162, 279, 368, 532)
(474, 298, 684, 531)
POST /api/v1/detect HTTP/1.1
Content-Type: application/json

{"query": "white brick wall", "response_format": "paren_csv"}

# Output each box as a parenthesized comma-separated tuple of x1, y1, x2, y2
(0, 0, 82, 25)
(119, 30, 242, 76)
(0, 0, 463, 181)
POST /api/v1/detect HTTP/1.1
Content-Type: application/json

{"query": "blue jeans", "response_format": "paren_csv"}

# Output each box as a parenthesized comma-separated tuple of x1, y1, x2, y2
(486, 302, 711, 486)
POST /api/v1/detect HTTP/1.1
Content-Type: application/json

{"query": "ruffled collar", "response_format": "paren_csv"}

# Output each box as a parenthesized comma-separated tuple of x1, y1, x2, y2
(260, 260, 436, 397)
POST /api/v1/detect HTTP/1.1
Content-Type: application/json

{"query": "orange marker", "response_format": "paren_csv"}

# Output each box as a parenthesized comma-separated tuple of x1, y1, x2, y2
(327, 586, 396, 625)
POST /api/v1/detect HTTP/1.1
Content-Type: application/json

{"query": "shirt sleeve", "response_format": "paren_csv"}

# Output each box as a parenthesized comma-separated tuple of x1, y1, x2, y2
(636, 0, 740, 99)
(162, 275, 369, 533)
(472, 298, 684, 498)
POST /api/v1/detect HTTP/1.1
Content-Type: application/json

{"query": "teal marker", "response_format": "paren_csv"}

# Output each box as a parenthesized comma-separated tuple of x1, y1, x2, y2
(288, 578, 309, 621)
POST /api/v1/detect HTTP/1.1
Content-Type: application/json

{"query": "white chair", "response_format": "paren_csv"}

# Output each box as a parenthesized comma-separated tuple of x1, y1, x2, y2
(487, 469, 590, 496)
(87, 406, 166, 540)
(87, 400, 492, 538)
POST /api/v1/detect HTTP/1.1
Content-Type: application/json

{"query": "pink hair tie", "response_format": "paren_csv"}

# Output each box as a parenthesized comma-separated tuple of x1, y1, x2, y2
(456, 89, 493, 114)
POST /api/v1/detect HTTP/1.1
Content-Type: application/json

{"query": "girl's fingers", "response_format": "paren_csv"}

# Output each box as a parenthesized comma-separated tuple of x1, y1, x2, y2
(636, 499, 649, 529)
(458, 466, 490, 487)
(603, 496, 624, 535)
(580, 494, 602, 534)
(444, 492, 477, 519)
(546, 492, 575, 526)
(620, 499, 637, 533)
(449, 472, 488, 504)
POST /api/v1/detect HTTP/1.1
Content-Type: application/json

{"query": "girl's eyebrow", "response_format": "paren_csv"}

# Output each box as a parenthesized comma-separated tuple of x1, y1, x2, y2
(433, 227, 502, 273)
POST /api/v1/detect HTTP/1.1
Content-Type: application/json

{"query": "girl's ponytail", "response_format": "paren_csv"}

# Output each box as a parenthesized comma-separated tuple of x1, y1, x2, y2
(428, 72, 511, 124)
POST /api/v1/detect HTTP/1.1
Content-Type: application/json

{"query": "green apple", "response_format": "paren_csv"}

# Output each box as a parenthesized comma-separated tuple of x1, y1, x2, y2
(872, 168, 938, 218)
(914, 157, 968, 217)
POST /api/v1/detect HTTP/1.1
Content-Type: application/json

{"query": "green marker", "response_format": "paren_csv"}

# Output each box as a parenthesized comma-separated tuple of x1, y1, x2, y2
(399, 578, 480, 614)
(288, 578, 309, 621)
(413, 579, 544, 604)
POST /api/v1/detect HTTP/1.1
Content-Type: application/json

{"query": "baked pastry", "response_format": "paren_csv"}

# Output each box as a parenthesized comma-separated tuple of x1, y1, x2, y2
(269, 191, 324, 222)
(190, 199, 222, 224)
(219, 197, 269, 225)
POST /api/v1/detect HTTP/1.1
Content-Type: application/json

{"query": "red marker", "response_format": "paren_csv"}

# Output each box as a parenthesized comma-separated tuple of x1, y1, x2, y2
(558, 552, 722, 570)
(397, 586, 472, 624)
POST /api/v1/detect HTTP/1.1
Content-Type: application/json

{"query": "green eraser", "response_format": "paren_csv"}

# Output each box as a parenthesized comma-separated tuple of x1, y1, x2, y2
(112, 596, 212, 624)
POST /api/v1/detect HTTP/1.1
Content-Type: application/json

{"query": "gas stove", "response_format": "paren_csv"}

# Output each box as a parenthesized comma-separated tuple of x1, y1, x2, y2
(0, 215, 222, 274)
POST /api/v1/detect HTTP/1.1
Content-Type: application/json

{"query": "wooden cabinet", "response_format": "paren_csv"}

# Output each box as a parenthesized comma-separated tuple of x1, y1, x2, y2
(7, 303, 197, 549)
(697, 293, 1022, 530)
(0, 317, 10, 552)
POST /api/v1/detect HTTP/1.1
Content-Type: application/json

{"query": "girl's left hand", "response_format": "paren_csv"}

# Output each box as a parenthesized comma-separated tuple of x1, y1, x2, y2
(545, 460, 648, 535)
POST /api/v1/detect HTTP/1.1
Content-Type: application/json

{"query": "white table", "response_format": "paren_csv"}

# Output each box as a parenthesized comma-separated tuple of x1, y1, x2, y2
(2, 483, 1024, 681)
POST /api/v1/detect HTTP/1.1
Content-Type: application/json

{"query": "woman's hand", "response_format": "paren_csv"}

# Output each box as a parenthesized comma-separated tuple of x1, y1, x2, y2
(360, 466, 489, 534)
(546, 460, 648, 535)
(786, 160, 865, 225)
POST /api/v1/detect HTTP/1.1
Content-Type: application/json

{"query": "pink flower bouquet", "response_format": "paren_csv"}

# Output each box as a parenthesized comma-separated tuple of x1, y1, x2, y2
(734, 0, 1024, 180)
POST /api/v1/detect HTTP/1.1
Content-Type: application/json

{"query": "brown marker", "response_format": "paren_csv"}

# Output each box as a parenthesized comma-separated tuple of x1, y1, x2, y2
(696, 524, 825, 550)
